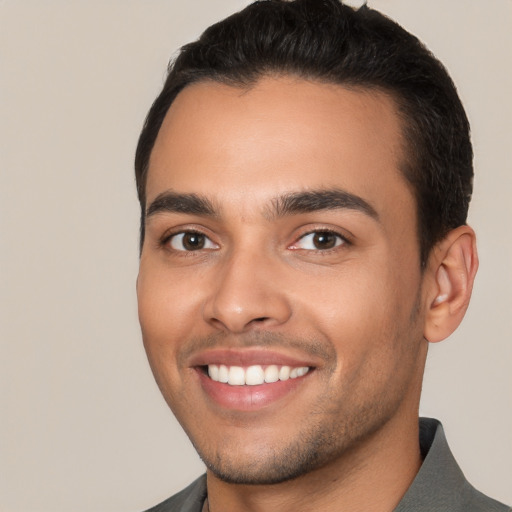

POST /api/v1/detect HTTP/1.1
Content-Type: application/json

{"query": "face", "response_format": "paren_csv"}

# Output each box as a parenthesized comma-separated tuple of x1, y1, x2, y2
(137, 77, 430, 484)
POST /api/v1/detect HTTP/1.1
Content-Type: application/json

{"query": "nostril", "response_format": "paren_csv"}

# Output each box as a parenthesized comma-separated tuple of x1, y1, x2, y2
(253, 317, 269, 323)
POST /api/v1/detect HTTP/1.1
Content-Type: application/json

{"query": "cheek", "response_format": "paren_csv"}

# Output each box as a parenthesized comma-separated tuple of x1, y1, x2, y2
(291, 258, 420, 363)
(137, 269, 190, 399)
(137, 263, 205, 341)
(292, 263, 395, 329)
(137, 271, 187, 388)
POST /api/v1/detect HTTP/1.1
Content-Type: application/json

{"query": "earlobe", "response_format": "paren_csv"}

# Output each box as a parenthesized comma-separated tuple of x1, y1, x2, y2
(424, 225, 478, 343)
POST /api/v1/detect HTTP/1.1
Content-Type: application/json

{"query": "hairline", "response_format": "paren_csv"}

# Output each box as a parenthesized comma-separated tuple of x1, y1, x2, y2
(140, 73, 425, 264)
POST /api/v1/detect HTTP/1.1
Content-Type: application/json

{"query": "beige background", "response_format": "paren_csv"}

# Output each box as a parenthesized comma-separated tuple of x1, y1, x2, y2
(1, 1, 511, 511)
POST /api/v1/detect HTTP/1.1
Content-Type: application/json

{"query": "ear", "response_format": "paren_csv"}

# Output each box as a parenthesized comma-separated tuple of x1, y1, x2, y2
(423, 225, 479, 343)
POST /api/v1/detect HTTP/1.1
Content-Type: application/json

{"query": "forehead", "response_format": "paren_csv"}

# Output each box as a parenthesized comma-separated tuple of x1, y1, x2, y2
(147, 76, 412, 221)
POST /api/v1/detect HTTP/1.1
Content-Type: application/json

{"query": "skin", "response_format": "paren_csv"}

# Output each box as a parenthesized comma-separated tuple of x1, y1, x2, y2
(137, 76, 477, 512)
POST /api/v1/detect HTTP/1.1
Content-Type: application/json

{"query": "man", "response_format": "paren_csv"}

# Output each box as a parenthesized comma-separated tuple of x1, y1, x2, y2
(135, 1, 510, 511)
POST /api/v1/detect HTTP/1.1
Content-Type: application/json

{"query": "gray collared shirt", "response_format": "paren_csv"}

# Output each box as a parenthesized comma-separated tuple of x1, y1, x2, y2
(145, 418, 510, 512)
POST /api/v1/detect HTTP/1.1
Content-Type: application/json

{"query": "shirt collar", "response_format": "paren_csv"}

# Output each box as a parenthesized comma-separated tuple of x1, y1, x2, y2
(393, 417, 468, 512)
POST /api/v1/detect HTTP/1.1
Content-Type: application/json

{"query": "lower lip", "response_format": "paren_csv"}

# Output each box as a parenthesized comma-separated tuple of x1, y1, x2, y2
(196, 369, 310, 411)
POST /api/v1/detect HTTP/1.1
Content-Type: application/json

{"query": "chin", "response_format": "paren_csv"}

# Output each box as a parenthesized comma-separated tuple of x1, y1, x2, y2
(195, 428, 348, 486)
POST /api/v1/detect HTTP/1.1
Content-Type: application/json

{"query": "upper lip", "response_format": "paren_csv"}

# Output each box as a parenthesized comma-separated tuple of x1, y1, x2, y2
(188, 348, 318, 368)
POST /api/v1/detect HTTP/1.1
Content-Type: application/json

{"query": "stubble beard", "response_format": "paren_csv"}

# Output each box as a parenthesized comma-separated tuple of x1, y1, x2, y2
(190, 377, 413, 486)
(178, 296, 424, 486)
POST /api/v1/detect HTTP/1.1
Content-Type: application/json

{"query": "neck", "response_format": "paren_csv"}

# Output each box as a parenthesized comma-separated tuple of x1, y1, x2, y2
(205, 412, 422, 512)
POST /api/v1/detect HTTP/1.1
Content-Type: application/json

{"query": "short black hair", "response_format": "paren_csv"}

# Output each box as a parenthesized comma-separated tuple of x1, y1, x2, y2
(135, 0, 473, 265)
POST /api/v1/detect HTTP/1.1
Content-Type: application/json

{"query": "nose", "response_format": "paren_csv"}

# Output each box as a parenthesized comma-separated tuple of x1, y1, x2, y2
(203, 249, 292, 334)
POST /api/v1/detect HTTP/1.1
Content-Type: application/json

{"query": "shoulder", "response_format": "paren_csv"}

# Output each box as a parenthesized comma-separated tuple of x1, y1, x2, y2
(460, 484, 511, 512)
(143, 475, 207, 512)
(394, 418, 510, 512)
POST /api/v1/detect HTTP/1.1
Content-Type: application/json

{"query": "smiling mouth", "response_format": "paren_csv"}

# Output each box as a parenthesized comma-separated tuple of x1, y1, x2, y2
(205, 364, 311, 386)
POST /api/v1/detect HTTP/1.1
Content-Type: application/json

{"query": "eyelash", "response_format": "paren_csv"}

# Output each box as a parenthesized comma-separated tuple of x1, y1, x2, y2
(160, 227, 350, 255)
(160, 229, 217, 253)
(290, 229, 350, 252)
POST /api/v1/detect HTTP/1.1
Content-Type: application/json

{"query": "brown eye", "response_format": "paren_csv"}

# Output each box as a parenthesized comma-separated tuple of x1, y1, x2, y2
(293, 231, 345, 251)
(169, 232, 217, 251)
(312, 232, 338, 249)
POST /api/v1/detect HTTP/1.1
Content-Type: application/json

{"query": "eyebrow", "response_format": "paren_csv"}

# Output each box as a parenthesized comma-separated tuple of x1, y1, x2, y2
(146, 191, 217, 218)
(269, 189, 379, 220)
(145, 188, 378, 222)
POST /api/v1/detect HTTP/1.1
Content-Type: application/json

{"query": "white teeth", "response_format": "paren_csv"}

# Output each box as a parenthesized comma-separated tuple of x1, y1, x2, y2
(264, 365, 279, 383)
(228, 366, 245, 385)
(206, 364, 310, 385)
(278, 366, 290, 381)
(245, 365, 265, 385)
(289, 367, 309, 378)
(208, 364, 219, 381)
(296, 367, 309, 377)
(218, 365, 229, 383)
